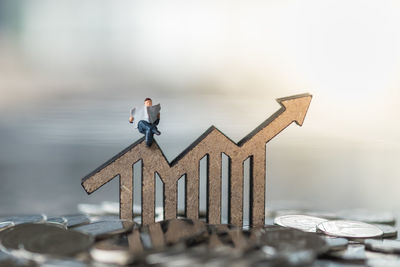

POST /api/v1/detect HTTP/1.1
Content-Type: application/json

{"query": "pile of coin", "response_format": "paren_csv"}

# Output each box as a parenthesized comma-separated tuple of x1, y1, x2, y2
(271, 209, 400, 266)
(0, 206, 399, 266)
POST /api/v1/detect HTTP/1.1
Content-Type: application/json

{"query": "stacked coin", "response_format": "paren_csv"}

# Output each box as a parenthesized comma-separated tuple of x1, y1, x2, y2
(0, 223, 94, 261)
(0, 206, 398, 266)
(270, 208, 399, 266)
(273, 214, 387, 239)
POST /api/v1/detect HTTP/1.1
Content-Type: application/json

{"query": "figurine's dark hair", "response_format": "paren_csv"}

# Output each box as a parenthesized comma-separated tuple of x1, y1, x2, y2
(144, 97, 152, 102)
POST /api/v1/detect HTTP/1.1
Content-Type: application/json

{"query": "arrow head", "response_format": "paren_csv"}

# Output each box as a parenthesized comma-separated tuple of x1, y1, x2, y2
(276, 93, 312, 126)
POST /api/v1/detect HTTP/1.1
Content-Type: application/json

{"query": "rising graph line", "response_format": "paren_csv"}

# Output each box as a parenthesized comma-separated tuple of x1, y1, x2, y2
(81, 93, 312, 226)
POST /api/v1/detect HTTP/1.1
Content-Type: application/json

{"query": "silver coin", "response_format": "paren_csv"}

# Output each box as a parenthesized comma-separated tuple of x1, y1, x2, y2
(257, 227, 329, 257)
(272, 209, 339, 220)
(139, 231, 153, 249)
(337, 209, 395, 225)
(256, 227, 322, 266)
(367, 257, 400, 267)
(373, 224, 398, 238)
(45, 217, 67, 226)
(162, 219, 207, 246)
(235, 249, 294, 267)
(0, 223, 94, 260)
(313, 259, 364, 266)
(134, 219, 208, 251)
(73, 220, 134, 238)
(365, 239, 400, 254)
(327, 244, 366, 262)
(274, 214, 328, 232)
(0, 251, 34, 267)
(0, 222, 14, 232)
(365, 249, 400, 266)
(89, 215, 120, 222)
(0, 251, 10, 262)
(146, 245, 234, 266)
(0, 214, 46, 225)
(62, 214, 91, 228)
(322, 237, 348, 251)
(41, 259, 87, 267)
(304, 211, 339, 220)
(317, 220, 384, 239)
(146, 247, 200, 266)
(90, 238, 134, 265)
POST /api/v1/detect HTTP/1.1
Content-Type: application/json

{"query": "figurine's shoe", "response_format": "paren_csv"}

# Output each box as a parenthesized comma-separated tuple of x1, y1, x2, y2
(153, 129, 161, 135)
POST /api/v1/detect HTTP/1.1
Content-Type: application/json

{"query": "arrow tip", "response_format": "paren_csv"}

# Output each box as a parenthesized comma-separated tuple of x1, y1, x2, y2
(277, 93, 312, 126)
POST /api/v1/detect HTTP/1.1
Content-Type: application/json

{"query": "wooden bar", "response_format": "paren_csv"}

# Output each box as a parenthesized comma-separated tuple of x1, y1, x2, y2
(208, 152, 221, 224)
(164, 179, 177, 220)
(119, 168, 133, 221)
(251, 151, 266, 226)
(142, 164, 155, 225)
(230, 157, 243, 226)
(186, 167, 199, 220)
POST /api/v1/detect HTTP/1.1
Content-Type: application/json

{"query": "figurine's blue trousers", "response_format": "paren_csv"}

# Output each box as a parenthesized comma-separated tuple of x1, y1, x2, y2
(138, 120, 159, 147)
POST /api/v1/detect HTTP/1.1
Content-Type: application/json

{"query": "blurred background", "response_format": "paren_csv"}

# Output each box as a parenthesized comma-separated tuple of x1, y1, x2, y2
(0, 0, 400, 218)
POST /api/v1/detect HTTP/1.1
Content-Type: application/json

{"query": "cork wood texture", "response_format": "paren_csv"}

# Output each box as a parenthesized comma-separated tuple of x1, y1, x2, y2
(81, 94, 312, 226)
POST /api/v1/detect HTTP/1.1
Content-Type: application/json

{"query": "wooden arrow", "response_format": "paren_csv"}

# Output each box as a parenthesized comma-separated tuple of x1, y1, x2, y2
(81, 93, 312, 226)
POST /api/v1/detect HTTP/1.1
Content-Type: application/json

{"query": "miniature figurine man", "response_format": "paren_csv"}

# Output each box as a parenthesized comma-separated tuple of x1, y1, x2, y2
(129, 98, 161, 147)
